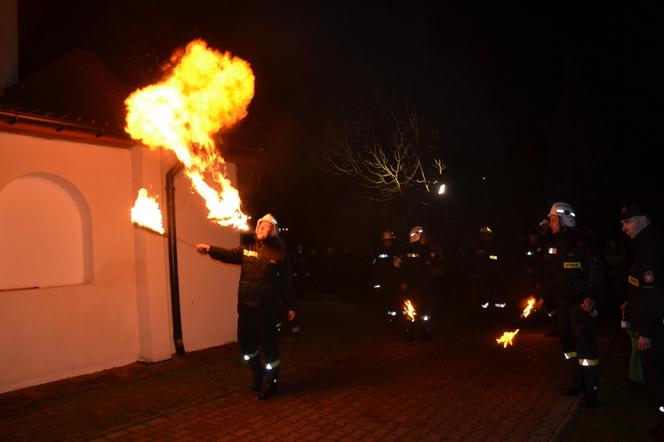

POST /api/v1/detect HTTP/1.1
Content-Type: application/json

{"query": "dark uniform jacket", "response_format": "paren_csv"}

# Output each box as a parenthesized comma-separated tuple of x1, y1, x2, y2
(542, 227, 597, 305)
(208, 237, 296, 310)
(626, 225, 664, 338)
(402, 242, 437, 294)
(471, 239, 502, 284)
(372, 244, 401, 288)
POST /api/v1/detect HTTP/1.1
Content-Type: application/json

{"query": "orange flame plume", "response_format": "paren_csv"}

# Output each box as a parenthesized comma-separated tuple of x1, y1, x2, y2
(403, 299, 417, 321)
(521, 296, 536, 318)
(125, 39, 254, 230)
(496, 329, 519, 348)
(131, 188, 165, 235)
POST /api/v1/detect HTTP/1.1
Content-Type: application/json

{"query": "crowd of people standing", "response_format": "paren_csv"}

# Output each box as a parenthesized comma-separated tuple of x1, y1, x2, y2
(194, 202, 662, 438)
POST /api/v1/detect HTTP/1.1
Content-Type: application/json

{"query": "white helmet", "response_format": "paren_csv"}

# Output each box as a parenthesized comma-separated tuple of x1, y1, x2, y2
(256, 213, 279, 236)
(381, 230, 394, 240)
(548, 202, 576, 228)
(409, 226, 423, 243)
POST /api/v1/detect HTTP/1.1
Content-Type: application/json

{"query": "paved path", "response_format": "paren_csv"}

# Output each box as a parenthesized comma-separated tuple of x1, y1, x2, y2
(1, 296, 579, 441)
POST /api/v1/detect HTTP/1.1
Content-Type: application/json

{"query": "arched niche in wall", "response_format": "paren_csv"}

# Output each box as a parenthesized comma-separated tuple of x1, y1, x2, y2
(0, 173, 93, 290)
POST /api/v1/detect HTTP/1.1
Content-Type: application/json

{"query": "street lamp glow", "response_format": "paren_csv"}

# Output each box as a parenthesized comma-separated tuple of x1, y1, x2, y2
(437, 183, 446, 195)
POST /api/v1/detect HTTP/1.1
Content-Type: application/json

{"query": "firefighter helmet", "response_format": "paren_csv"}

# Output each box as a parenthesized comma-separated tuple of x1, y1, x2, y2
(381, 230, 394, 240)
(256, 213, 279, 236)
(409, 226, 423, 243)
(479, 226, 493, 235)
(548, 202, 576, 228)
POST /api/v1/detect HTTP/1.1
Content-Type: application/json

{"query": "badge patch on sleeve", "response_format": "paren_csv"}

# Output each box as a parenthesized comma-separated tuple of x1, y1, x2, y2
(644, 271, 655, 285)
(628, 275, 639, 287)
(563, 261, 581, 269)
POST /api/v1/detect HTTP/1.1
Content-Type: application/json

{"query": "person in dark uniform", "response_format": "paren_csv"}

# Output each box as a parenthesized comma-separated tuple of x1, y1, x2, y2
(470, 226, 506, 311)
(276, 243, 306, 335)
(518, 228, 545, 296)
(539, 218, 560, 336)
(538, 202, 602, 407)
(371, 230, 402, 328)
(196, 213, 296, 400)
(620, 204, 664, 439)
(401, 226, 438, 341)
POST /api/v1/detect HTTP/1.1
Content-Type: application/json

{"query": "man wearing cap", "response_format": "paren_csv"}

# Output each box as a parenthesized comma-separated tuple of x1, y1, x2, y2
(196, 213, 296, 400)
(620, 204, 664, 439)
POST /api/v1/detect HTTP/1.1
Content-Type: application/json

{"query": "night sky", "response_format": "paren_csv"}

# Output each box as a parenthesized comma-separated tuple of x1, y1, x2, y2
(14, 1, 663, 249)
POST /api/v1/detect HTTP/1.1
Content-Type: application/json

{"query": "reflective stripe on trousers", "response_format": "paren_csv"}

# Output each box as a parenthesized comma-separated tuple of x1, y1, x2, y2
(265, 359, 281, 370)
(243, 350, 260, 361)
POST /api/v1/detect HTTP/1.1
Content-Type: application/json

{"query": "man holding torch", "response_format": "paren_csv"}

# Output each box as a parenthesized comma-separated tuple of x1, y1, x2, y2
(196, 213, 297, 400)
(537, 202, 602, 407)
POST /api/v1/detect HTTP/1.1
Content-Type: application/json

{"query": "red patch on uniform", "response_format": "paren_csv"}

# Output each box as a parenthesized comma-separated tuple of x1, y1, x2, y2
(644, 271, 655, 285)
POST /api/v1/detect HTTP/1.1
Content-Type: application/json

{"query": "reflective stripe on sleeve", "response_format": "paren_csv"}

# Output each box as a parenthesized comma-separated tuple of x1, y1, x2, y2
(563, 352, 578, 360)
(579, 358, 600, 367)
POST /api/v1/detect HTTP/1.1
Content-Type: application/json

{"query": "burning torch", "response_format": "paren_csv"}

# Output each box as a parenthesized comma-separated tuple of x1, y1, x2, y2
(521, 296, 537, 318)
(130, 188, 196, 248)
(496, 329, 519, 348)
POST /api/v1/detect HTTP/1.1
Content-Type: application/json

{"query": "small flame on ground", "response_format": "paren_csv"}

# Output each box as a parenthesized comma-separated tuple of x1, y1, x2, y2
(403, 299, 417, 321)
(521, 296, 536, 318)
(131, 188, 165, 235)
(496, 329, 520, 348)
(125, 39, 254, 230)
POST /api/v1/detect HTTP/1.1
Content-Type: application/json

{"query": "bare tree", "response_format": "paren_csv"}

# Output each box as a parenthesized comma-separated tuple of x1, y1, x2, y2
(325, 98, 445, 202)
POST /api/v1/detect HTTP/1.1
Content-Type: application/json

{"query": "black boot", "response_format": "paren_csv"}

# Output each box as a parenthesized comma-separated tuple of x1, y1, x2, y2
(561, 359, 584, 396)
(579, 366, 599, 407)
(649, 409, 664, 441)
(258, 362, 280, 400)
(421, 324, 432, 342)
(245, 355, 263, 392)
(404, 325, 414, 342)
(545, 311, 559, 337)
(580, 383, 598, 407)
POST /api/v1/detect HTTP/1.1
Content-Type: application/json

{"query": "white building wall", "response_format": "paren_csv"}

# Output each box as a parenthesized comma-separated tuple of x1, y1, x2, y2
(0, 131, 140, 392)
(0, 130, 241, 393)
(175, 166, 241, 352)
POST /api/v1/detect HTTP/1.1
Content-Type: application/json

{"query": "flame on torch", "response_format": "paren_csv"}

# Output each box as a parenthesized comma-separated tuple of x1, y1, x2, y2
(125, 39, 254, 230)
(131, 188, 165, 235)
(496, 329, 519, 348)
(403, 299, 417, 321)
(521, 296, 536, 318)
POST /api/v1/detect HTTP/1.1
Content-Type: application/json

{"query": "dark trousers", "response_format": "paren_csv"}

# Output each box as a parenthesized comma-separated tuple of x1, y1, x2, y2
(238, 304, 279, 363)
(557, 300, 598, 360)
(378, 281, 401, 312)
(640, 333, 664, 406)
